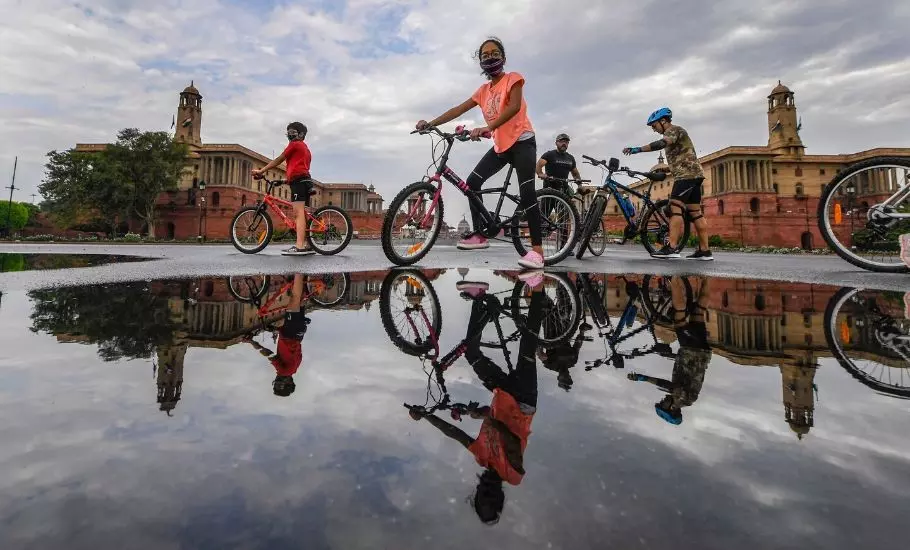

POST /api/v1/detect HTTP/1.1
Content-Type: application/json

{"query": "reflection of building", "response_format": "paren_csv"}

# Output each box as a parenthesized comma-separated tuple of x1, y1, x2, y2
(156, 343, 186, 415)
(75, 83, 385, 239)
(457, 216, 470, 236)
(620, 82, 910, 248)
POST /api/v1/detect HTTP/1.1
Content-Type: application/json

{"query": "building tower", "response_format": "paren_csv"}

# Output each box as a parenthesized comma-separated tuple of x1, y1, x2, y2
(767, 81, 804, 156)
(780, 358, 817, 440)
(175, 81, 203, 147)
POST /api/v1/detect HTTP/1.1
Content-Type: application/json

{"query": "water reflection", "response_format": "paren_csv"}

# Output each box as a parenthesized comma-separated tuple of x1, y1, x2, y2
(0, 252, 149, 272)
(3, 268, 909, 547)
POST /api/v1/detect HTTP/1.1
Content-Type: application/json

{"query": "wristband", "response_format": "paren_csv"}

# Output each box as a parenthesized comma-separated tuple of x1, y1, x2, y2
(629, 146, 642, 154)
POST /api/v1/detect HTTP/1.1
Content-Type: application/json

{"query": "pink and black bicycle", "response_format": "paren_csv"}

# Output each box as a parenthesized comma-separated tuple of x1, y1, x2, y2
(380, 126, 579, 266)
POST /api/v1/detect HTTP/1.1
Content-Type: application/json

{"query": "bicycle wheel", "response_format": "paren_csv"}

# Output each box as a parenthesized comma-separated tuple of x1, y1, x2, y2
(641, 274, 693, 326)
(381, 181, 444, 266)
(575, 196, 607, 260)
(639, 199, 690, 255)
(510, 272, 581, 344)
(512, 188, 579, 265)
(824, 287, 910, 398)
(588, 218, 608, 256)
(230, 207, 273, 254)
(817, 157, 910, 273)
(307, 206, 353, 255)
(379, 269, 442, 357)
(307, 272, 351, 307)
(227, 275, 271, 303)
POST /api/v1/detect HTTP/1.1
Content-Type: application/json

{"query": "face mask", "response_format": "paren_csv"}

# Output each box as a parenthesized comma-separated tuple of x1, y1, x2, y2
(480, 57, 505, 77)
(287, 132, 298, 141)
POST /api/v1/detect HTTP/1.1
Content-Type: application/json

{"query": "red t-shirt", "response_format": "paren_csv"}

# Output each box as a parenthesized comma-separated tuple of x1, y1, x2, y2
(270, 336, 302, 377)
(283, 140, 312, 181)
(468, 389, 534, 486)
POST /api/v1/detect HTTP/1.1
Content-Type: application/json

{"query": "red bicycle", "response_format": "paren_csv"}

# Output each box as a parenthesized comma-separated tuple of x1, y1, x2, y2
(227, 272, 351, 315)
(230, 176, 353, 254)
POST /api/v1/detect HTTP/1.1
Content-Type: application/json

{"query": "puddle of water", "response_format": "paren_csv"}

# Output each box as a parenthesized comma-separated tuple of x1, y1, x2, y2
(0, 269, 908, 549)
(0, 252, 151, 273)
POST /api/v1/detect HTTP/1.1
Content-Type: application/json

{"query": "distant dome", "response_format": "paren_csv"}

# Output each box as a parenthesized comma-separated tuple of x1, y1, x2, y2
(769, 80, 791, 96)
(650, 152, 670, 173)
(182, 81, 200, 95)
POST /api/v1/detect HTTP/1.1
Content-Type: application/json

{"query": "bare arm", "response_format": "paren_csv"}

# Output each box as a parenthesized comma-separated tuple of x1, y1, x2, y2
(536, 158, 548, 179)
(257, 151, 287, 174)
(571, 167, 582, 180)
(428, 98, 478, 127)
(422, 413, 475, 449)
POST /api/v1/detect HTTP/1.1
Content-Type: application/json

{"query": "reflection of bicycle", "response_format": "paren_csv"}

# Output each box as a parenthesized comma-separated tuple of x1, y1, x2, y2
(824, 287, 910, 398)
(379, 269, 580, 360)
(817, 157, 910, 273)
(575, 155, 688, 260)
(229, 176, 353, 255)
(572, 274, 682, 371)
(380, 126, 579, 266)
(227, 273, 351, 319)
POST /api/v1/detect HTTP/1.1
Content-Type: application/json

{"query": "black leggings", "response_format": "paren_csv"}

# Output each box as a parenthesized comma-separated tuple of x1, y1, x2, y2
(465, 291, 544, 408)
(466, 137, 541, 247)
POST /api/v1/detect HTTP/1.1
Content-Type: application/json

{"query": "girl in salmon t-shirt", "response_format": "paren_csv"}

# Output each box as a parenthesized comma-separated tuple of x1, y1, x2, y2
(415, 37, 544, 271)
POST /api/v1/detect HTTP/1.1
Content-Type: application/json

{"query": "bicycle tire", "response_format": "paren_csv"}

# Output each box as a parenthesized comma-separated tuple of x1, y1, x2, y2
(588, 218, 608, 256)
(227, 275, 271, 303)
(509, 272, 581, 344)
(381, 181, 444, 266)
(308, 272, 351, 307)
(379, 269, 442, 357)
(576, 196, 607, 260)
(512, 188, 580, 265)
(230, 207, 273, 254)
(817, 156, 910, 273)
(307, 206, 354, 255)
(824, 287, 910, 399)
(641, 274, 693, 326)
(640, 199, 690, 255)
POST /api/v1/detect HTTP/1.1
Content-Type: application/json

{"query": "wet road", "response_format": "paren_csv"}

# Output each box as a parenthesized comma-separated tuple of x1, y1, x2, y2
(0, 242, 908, 292)
(0, 253, 909, 549)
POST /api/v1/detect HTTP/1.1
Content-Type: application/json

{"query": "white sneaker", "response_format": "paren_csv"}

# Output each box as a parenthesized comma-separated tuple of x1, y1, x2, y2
(282, 246, 315, 256)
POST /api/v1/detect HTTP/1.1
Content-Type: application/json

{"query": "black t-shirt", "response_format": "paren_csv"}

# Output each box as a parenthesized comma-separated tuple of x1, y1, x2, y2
(541, 150, 576, 182)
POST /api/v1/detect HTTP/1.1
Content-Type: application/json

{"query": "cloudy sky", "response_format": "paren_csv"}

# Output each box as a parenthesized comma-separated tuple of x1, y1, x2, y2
(2, 0, 909, 225)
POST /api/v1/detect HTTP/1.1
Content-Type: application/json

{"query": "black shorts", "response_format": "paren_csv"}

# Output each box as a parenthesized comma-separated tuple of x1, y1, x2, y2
(289, 175, 313, 205)
(670, 177, 704, 205)
(280, 310, 310, 340)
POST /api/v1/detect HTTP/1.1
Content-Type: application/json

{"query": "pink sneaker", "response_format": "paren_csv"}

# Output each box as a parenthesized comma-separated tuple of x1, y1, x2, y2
(900, 233, 910, 267)
(457, 234, 489, 250)
(518, 270, 544, 289)
(518, 250, 545, 270)
(456, 281, 489, 299)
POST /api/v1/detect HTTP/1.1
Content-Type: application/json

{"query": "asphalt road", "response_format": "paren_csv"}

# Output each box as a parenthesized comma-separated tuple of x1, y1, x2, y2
(1, 241, 908, 292)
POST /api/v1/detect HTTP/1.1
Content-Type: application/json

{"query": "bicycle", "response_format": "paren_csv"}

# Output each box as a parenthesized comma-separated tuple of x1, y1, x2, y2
(380, 126, 579, 266)
(817, 156, 910, 273)
(229, 176, 353, 255)
(226, 272, 351, 317)
(543, 177, 608, 256)
(574, 155, 689, 260)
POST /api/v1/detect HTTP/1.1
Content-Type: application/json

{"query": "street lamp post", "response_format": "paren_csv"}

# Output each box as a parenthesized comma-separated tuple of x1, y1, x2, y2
(197, 180, 206, 243)
(4, 156, 19, 238)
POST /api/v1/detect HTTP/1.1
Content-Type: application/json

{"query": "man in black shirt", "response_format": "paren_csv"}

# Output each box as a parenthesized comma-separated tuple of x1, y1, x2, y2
(537, 133, 582, 194)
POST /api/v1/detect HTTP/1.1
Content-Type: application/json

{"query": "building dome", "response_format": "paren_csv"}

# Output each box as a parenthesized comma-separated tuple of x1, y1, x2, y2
(650, 152, 670, 174)
(456, 216, 470, 236)
(769, 80, 791, 96)
(182, 81, 200, 95)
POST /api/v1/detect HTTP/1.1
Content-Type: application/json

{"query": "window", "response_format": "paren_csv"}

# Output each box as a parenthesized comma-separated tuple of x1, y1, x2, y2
(755, 294, 766, 311)
(722, 291, 729, 308)
(212, 191, 221, 207)
(773, 183, 779, 193)
(801, 232, 814, 250)
(803, 313, 812, 328)
(795, 184, 804, 196)
(749, 197, 759, 213)
(613, 205, 619, 213)
(241, 194, 247, 206)
(204, 281, 214, 297)
(819, 168, 826, 176)
(772, 168, 777, 175)
(781, 316, 787, 326)
(795, 167, 803, 177)
(718, 200, 725, 215)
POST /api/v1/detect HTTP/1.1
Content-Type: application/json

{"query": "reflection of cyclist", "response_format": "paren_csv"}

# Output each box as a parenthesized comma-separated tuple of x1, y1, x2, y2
(245, 274, 311, 396)
(252, 122, 313, 256)
(628, 276, 712, 424)
(415, 37, 544, 270)
(537, 324, 589, 391)
(409, 283, 544, 524)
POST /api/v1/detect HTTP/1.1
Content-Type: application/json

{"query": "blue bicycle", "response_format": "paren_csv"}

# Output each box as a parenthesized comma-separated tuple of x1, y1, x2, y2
(575, 155, 691, 259)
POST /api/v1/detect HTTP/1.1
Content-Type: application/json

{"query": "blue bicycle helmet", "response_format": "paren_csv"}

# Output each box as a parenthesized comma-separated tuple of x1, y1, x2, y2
(655, 402, 682, 425)
(646, 107, 672, 126)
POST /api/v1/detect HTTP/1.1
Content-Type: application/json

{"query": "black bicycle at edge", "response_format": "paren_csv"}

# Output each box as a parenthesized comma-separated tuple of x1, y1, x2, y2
(574, 155, 691, 259)
(380, 125, 580, 266)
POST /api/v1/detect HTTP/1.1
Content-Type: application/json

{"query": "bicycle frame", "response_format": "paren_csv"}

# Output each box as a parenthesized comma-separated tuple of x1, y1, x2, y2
(408, 130, 525, 239)
(593, 173, 658, 229)
(254, 179, 334, 234)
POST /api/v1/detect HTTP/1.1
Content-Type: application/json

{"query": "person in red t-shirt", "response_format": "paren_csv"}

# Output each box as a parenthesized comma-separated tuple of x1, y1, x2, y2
(252, 122, 314, 256)
(244, 273, 310, 396)
(409, 284, 544, 524)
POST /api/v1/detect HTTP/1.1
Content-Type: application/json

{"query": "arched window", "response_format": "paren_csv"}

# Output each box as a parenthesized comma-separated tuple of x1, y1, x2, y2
(750, 197, 759, 213)
(754, 294, 766, 311)
(801, 232, 814, 250)
(212, 191, 220, 207)
(722, 291, 729, 308)
(204, 281, 214, 297)
(241, 194, 247, 206)
(718, 200, 725, 215)
(795, 183, 804, 196)
(166, 222, 175, 240)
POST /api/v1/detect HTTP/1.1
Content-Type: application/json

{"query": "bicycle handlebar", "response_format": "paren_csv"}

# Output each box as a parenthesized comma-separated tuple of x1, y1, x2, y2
(581, 154, 667, 182)
(411, 125, 492, 141)
(252, 174, 285, 185)
(543, 176, 592, 184)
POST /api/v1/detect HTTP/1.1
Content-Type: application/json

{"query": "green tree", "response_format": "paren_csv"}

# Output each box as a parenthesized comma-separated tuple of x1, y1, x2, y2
(107, 128, 189, 238)
(0, 201, 29, 233)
